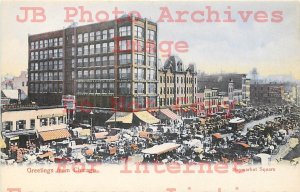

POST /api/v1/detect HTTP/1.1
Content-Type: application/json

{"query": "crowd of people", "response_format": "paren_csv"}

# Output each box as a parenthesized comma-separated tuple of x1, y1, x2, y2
(1, 105, 299, 166)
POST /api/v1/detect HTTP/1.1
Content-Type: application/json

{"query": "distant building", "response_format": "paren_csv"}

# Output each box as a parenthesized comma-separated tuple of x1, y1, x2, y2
(196, 88, 227, 117)
(250, 83, 284, 106)
(158, 56, 197, 117)
(1, 89, 27, 105)
(1, 71, 28, 99)
(198, 73, 250, 105)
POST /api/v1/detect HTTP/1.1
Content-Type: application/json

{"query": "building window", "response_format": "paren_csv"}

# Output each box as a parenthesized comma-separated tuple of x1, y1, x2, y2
(148, 30, 155, 41)
(59, 37, 63, 46)
(84, 45, 89, 55)
(95, 70, 101, 78)
(83, 58, 89, 67)
(134, 40, 144, 52)
(134, 26, 144, 39)
(102, 56, 108, 66)
(95, 57, 101, 66)
(83, 70, 89, 79)
(102, 30, 107, 40)
(96, 31, 101, 41)
(109, 68, 114, 79)
(3, 121, 13, 131)
(102, 83, 108, 93)
(89, 83, 94, 93)
(134, 68, 145, 80)
(119, 40, 131, 51)
(89, 57, 95, 66)
(77, 71, 82, 78)
(77, 83, 83, 93)
(135, 83, 145, 94)
(77, 47, 83, 56)
(119, 54, 131, 65)
(30, 42, 34, 49)
(16, 120, 26, 130)
(58, 117, 64, 124)
(83, 33, 88, 42)
(148, 69, 156, 80)
(109, 42, 115, 53)
(95, 83, 101, 93)
(135, 54, 144, 65)
(119, 67, 131, 79)
(39, 40, 44, 48)
(102, 69, 108, 79)
(49, 117, 57, 126)
(108, 55, 114, 66)
(77, 34, 83, 43)
(119, 83, 131, 95)
(89, 44, 95, 55)
(102, 43, 108, 53)
(135, 96, 145, 108)
(119, 26, 131, 37)
(54, 38, 58, 46)
(148, 83, 156, 93)
(40, 118, 48, 127)
(89, 32, 95, 41)
(109, 29, 114, 39)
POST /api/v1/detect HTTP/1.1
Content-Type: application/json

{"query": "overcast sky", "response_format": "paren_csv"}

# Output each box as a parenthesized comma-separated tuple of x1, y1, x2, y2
(0, 1, 299, 79)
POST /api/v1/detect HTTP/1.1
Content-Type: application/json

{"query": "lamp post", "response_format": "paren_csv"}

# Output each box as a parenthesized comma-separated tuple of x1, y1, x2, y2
(114, 96, 119, 128)
(89, 111, 94, 142)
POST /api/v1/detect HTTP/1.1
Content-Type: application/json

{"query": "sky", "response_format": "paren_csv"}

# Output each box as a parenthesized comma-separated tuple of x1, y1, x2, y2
(0, 1, 299, 79)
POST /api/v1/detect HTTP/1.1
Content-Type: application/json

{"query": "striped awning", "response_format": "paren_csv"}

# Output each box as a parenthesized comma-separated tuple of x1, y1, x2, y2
(39, 129, 71, 141)
(159, 108, 180, 121)
(134, 111, 160, 124)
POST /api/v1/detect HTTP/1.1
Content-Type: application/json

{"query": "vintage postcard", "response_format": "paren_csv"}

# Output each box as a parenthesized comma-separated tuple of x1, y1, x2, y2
(0, 0, 300, 192)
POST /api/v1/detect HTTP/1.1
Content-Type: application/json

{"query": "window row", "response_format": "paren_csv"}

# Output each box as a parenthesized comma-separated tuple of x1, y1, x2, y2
(74, 55, 115, 68)
(30, 60, 63, 71)
(160, 76, 197, 84)
(30, 72, 63, 81)
(77, 29, 115, 43)
(76, 42, 115, 56)
(77, 82, 115, 93)
(29, 83, 63, 93)
(30, 49, 63, 61)
(30, 37, 63, 50)
(77, 69, 114, 79)
(160, 87, 196, 95)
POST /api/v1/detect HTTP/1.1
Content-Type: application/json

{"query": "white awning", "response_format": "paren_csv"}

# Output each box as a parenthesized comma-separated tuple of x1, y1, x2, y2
(134, 111, 160, 124)
(141, 143, 180, 155)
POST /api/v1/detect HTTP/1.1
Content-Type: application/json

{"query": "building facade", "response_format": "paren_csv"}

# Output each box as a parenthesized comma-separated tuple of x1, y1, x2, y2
(250, 83, 284, 106)
(158, 56, 197, 117)
(28, 16, 158, 112)
(1, 105, 67, 148)
(1, 71, 28, 99)
(198, 73, 250, 105)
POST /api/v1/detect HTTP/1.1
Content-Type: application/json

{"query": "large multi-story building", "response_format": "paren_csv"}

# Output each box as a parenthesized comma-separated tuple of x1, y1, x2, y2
(250, 83, 284, 106)
(28, 15, 158, 112)
(158, 56, 197, 117)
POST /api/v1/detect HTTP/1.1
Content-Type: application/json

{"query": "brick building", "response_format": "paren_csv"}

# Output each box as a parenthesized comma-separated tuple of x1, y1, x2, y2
(158, 56, 197, 117)
(28, 15, 158, 112)
(250, 83, 284, 106)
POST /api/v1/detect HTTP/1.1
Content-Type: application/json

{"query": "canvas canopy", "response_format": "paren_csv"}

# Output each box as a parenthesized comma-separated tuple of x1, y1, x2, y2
(141, 143, 180, 155)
